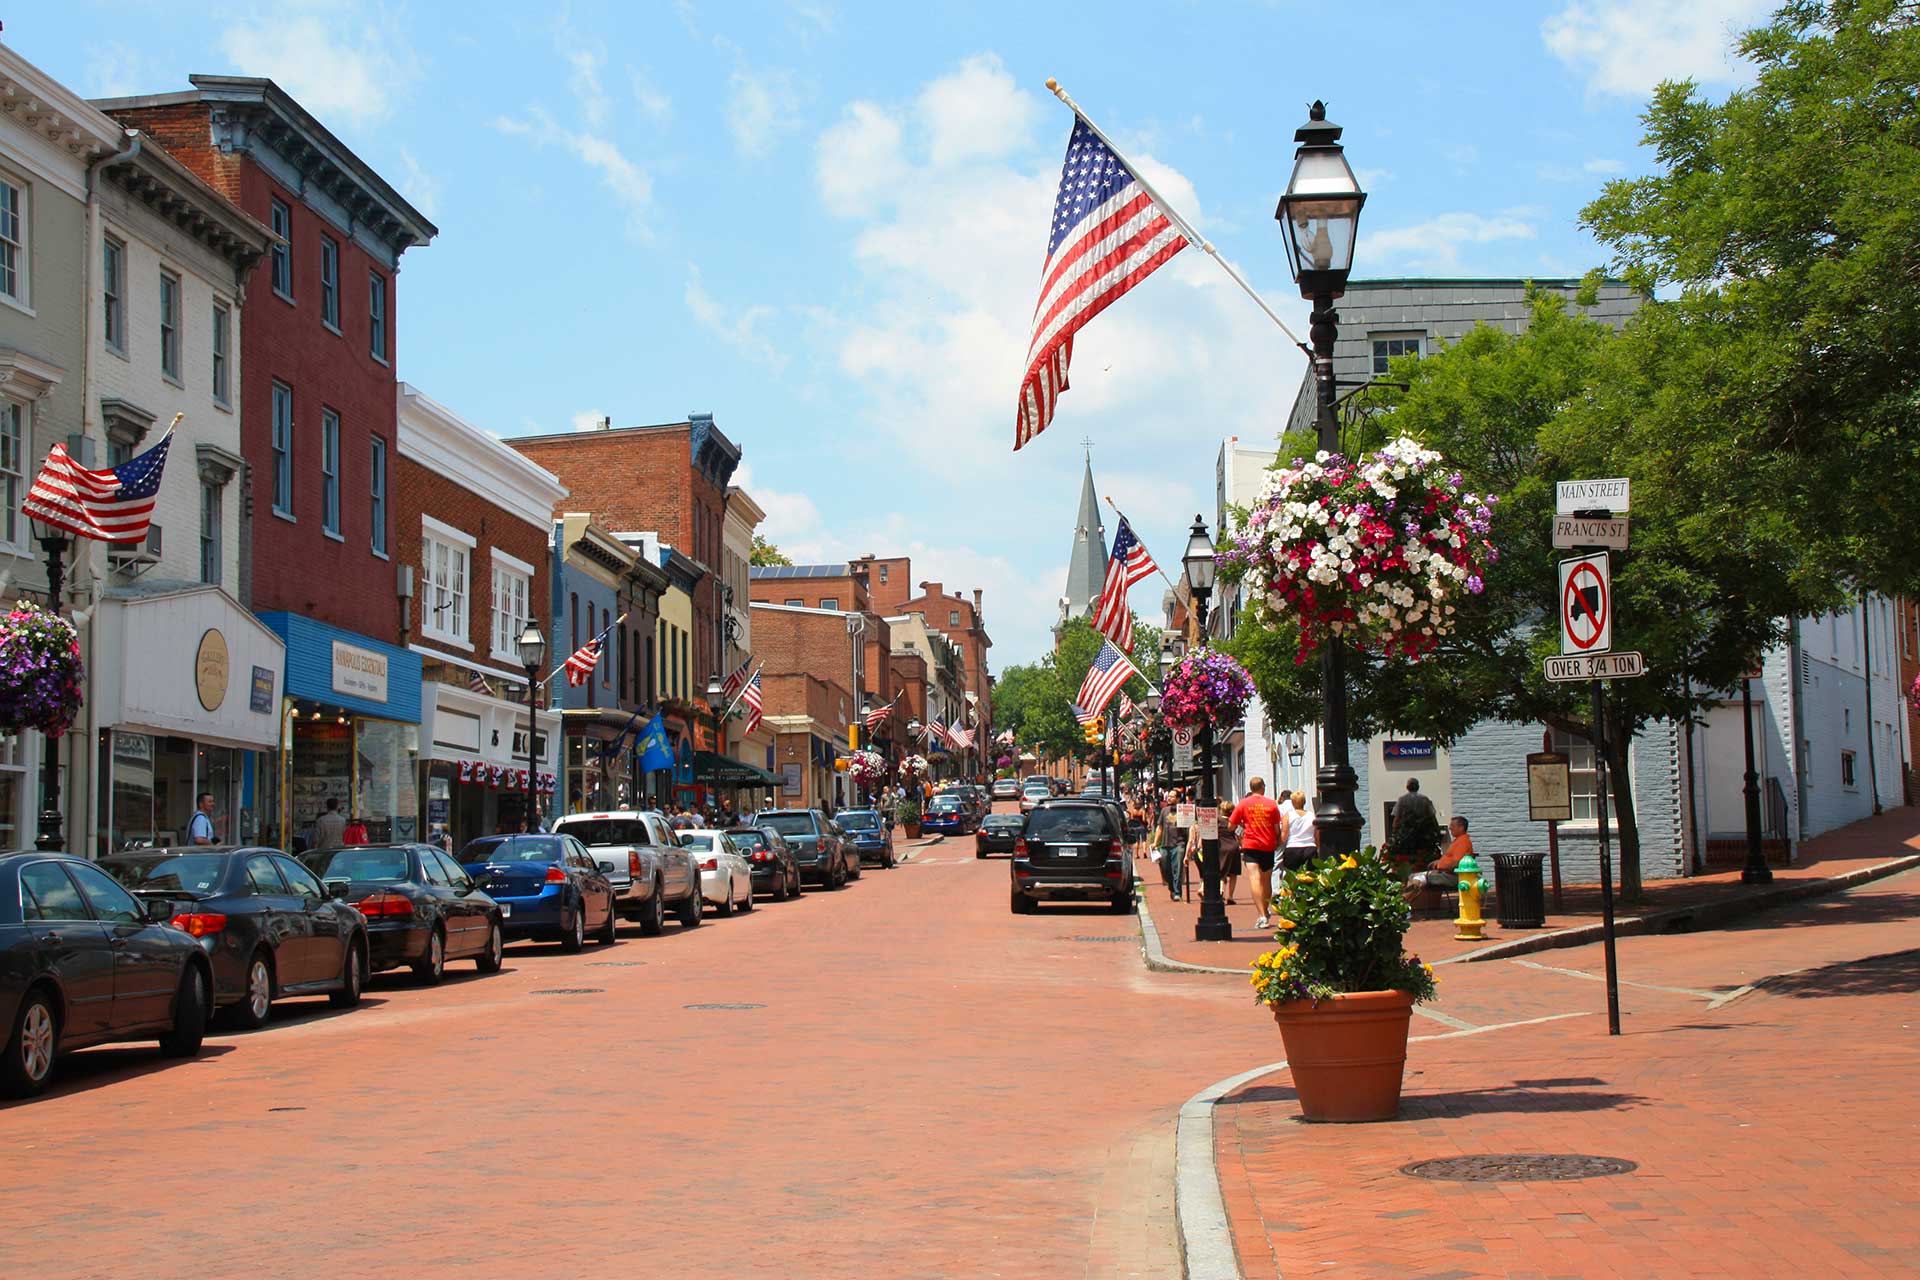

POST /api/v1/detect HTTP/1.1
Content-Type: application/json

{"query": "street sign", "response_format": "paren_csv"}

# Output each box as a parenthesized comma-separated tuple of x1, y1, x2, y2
(1556, 477, 1631, 515)
(1544, 651, 1647, 682)
(1558, 552, 1612, 654)
(1526, 751, 1572, 822)
(1195, 806, 1219, 840)
(1172, 726, 1195, 773)
(1552, 515, 1630, 550)
(1176, 802, 1195, 829)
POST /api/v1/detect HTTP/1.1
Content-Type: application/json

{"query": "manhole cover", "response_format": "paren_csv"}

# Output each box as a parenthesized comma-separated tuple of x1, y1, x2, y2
(267, 1106, 305, 1113)
(469, 1035, 496, 1042)
(684, 1002, 764, 1010)
(1068, 935, 1132, 943)
(530, 988, 605, 996)
(587, 961, 647, 967)
(1401, 1154, 1637, 1182)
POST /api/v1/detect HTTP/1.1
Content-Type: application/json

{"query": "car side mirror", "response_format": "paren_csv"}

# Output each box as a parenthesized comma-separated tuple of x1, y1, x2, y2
(146, 899, 174, 923)
(327, 881, 350, 901)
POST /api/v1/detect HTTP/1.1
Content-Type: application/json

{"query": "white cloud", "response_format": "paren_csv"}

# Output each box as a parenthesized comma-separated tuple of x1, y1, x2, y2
(395, 147, 441, 218)
(630, 68, 673, 126)
(557, 30, 612, 130)
(1365, 212, 1540, 273)
(85, 42, 152, 98)
(685, 265, 786, 371)
(726, 61, 805, 158)
(571, 410, 608, 433)
(491, 108, 654, 240)
(1537, 155, 1628, 183)
(220, 2, 420, 128)
(917, 53, 1037, 167)
(1542, 0, 1771, 97)
(816, 102, 905, 216)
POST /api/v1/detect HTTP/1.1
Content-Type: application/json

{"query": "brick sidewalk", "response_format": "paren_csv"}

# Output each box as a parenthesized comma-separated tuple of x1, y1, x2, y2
(1141, 805, 1920, 973)
(1210, 868, 1920, 1279)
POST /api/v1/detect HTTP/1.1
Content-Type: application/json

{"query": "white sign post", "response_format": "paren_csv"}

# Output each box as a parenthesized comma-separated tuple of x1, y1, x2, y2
(1558, 552, 1612, 656)
(1555, 478, 1631, 515)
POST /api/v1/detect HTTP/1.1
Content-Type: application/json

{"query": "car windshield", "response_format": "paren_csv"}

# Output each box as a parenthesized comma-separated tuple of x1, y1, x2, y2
(679, 833, 717, 851)
(462, 835, 565, 864)
(928, 798, 965, 812)
(1026, 807, 1116, 840)
(104, 854, 229, 895)
(728, 830, 769, 851)
(305, 847, 412, 883)
(555, 819, 652, 846)
(838, 811, 879, 830)
(983, 816, 1024, 828)
(1023, 783, 1050, 794)
(756, 814, 815, 836)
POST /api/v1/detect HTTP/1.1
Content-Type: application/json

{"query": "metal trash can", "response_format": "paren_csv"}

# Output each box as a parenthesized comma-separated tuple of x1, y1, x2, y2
(1490, 852, 1547, 929)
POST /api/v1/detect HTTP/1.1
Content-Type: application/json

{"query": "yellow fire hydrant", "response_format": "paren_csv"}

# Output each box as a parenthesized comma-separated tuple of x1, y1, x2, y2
(1453, 852, 1486, 942)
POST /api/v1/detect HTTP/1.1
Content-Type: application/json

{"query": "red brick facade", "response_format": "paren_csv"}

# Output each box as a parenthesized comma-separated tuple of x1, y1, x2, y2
(394, 457, 551, 672)
(904, 581, 993, 734)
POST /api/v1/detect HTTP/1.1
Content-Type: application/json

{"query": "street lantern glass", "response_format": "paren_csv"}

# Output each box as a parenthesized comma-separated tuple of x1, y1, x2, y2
(704, 673, 725, 712)
(1143, 688, 1161, 713)
(1182, 515, 1216, 598)
(1276, 101, 1365, 300)
(516, 621, 547, 673)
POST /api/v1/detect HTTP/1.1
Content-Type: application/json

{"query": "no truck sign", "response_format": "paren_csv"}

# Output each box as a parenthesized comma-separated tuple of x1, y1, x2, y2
(1558, 552, 1612, 655)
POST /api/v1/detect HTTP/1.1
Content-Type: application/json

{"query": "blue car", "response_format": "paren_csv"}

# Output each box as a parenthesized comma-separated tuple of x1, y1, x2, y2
(921, 796, 973, 836)
(836, 809, 895, 869)
(460, 833, 618, 953)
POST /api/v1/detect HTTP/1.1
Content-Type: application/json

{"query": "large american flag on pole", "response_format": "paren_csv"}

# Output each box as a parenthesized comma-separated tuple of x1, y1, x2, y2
(721, 658, 752, 702)
(863, 696, 897, 731)
(22, 423, 176, 543)
(1015, 121, 1187, 451)
(740, 672, 763, 734)
(563, 640, 602, 687)
(1092, 517, 1159, 653)
(1075, 639, 1143, 719)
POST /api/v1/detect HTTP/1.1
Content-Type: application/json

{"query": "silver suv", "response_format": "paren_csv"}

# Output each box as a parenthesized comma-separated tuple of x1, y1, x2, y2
(551, 811, 703, 934)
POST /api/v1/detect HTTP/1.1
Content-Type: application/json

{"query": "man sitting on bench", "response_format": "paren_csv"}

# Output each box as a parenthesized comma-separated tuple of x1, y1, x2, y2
(1405, 815, 1473, 902)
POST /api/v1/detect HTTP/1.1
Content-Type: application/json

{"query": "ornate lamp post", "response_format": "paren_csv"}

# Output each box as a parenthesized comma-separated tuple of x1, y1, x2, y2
(27, 518, 72, 851)
(1277, 99, 1367, 857)
(517, 622, 547, 831)
(1184, 515, 1231, 942)
(705, 672, 727, 811)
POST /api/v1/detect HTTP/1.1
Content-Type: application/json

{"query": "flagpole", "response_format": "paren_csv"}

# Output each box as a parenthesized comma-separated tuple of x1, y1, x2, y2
(1101, 495, 1185, 600)
(721, 661, 765, 720)
(538, 611, 629, 690)
(1046, 79, 1311, 356)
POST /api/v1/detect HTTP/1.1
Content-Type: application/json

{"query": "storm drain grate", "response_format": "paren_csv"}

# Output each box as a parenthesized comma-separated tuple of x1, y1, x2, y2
(1401, 1154, 1637, 1183)
(267, 1107, 306, 1113)
(1066, 935, 1134, 943)
(530, 988, 605, 996)
(587, 961, 647, 967)
(684, 1002, 764, 1010)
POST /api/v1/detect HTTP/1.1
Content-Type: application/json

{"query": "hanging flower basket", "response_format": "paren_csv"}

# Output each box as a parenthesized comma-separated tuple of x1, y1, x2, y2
(1908, 672, 1919, 715)
(1221, 436, 1498, 663)
(0, 603, 84, 739)
(848, 749, 887, 787)
(1160, 647, 1255, 733)
(898, 754, 929, 782)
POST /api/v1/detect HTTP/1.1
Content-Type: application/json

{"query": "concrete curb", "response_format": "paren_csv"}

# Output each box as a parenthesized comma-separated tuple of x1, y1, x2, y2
(1175, 1060, 1284, 1280)
(1135, 895, 1245, 975)
(1445, 853, 1920, 965)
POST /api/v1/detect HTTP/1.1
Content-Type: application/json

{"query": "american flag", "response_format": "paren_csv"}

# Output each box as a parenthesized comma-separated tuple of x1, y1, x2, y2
(740, 672, 763, 734)
(921, 718, 951, 749)
(1015, 121, 1187, 451)
(1118, 692, 1136, 719)
(1076, 639, 1143, 720)
(1093, 517, 1158, 652)
(22, 424, 176, 543)
(467, 669, 494, 696)
(563, 640, 602, 687)
(950, 725, 976, 750)
(721, 658, 752, 701)
(1071, 701, 1099, 727)
(863, 697, 897, 731)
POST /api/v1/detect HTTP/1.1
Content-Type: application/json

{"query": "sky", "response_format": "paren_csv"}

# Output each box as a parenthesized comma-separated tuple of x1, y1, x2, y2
(21, 0, 1772, 670)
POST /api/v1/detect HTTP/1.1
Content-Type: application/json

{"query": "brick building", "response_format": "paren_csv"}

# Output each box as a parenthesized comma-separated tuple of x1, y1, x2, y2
(506, 413, 741, 709)
(99, 76, 437, 848)
(749, 565, 904, 760)
(901, 579, 993, 773)
(396, 385, 565, 845)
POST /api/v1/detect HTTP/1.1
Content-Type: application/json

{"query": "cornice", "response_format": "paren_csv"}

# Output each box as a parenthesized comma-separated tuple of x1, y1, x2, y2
(102, 133, 275, 276)
(399, 384, 569, 531)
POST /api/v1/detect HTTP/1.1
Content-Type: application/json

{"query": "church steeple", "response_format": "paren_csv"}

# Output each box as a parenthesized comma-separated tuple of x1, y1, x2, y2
(1062, 446, 1109, 620)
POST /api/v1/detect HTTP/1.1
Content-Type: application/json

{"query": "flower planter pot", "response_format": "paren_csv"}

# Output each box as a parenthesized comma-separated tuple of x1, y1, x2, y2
(904, 822, 921, 839)
(1270, 989, 1414, 1122)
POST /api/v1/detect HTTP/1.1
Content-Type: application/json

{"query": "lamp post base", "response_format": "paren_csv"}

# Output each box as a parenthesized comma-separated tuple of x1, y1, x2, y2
(34, 806, 63, 853)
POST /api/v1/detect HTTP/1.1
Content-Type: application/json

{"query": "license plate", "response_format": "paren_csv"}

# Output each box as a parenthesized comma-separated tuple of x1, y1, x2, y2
(499, 903, 512, 917)
(1056, 845, 1084, 858)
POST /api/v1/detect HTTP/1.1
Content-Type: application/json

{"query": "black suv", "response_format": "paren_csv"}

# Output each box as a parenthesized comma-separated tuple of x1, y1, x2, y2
(750, 810, 859, 889)
(1010, 799, 1135, 914)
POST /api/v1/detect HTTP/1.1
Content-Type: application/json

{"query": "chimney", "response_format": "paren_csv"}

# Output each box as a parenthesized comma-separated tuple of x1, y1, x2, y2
(599, 415, 611, 430)
(972, 588, 982, 616)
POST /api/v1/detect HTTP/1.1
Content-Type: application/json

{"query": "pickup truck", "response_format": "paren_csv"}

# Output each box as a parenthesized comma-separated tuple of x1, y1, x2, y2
(550, 811, 703, 933)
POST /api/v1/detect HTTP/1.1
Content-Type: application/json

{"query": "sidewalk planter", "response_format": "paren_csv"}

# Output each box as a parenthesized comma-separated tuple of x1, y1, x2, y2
(904, 820, 922, 839)
(1270, 990, 1414, 1122)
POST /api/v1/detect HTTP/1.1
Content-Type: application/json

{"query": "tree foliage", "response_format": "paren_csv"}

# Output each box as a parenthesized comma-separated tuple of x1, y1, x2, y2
(749, 534, 791, 567)
(995, 616, 1158, 764)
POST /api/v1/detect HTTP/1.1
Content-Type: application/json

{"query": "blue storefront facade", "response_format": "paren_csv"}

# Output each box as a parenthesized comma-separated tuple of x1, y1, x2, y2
(258, 612, 423, 850)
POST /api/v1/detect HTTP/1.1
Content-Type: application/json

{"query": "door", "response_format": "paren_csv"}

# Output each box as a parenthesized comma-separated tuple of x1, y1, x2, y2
(17, 862, 116, 1039)
(66, 860, 178, 1028)
(422, 850, 470, 956)
(274, 857, 345, 987)
(567, 839, 609, 930)
(242, 852, 305, 985)
(437, 851, 488, 956)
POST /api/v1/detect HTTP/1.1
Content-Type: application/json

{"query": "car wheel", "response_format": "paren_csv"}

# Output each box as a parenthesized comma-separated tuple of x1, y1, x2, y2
(640, 880, 666, 937)
(791, 869, 802, 898)
(849, 858, 862, 881)
(975, 847, 987, 860)
(413, 926, 447, 985)
(738, 878, 754, 912)
(772, 871, 789, 902)
(158, 965, 209, 1059)
(560, 902, 587, 953)
(2, 987, 58, 1098)
(228, 951, 274, 1029)
(329, 938, 366, 1008)
(828, 864, 845, 890)
(676, 886, 702, 929)
(1010, 887, 1036, 914)
(596, 900, 619, 945)
(477, 920, 505, 973)
(717, 880, 736, 917)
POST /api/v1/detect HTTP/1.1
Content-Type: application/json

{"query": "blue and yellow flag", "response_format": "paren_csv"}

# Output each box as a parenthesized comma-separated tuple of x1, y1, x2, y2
(637, 713, 675, 774)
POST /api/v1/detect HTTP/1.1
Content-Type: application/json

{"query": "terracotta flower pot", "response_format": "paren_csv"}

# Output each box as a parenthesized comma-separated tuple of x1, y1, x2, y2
(904, 822, 921, 839)
(1270, 989, 1415, 1122)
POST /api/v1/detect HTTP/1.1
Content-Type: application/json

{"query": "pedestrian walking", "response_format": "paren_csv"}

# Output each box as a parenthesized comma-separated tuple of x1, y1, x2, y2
(1216, 800, 1242, 904)
(188, 792, 217, 846)
(1155, 793, 1185, 900)
(1281, 791, 1318, 872)
(312, 797, 348, 851)
(1227, 778, 1283, 929)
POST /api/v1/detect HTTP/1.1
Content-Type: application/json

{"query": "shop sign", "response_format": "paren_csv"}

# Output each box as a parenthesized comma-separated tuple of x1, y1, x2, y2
(250, 666, 275, 714)
(781, 763, 803, 795)
(331, 640, 389, 702)
(195, 629, 230, 712)
(1382, 740, 1435, 759)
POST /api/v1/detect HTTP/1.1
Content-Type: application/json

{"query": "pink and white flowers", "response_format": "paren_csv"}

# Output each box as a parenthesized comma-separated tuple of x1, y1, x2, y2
(1221, 437, 1497, 662)
(848, 749, 887, 787)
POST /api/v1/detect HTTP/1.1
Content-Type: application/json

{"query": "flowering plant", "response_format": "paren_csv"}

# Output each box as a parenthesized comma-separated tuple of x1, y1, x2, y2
(1249, 848, 1438, 1006)
(1909, 672, 1919, 715)
(1220, 436, 1498, 663)
(995, 753, 1013, 769)
(0, 603, 85, 738)
(898, 754, 929, 781)
(848, 749, 887, 786)
(1159, 647, 1255, 732)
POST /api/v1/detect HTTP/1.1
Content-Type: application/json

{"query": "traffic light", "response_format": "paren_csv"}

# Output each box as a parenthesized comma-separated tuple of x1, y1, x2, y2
(849, 724, 861, 751)
(1083, 716, 1105, 745)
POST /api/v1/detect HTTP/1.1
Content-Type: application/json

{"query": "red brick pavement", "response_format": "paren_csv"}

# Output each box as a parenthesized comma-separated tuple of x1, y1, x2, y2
(3, 815, 1278, 1280)
(1212, 865, 1920, 1279)
(1142, 805, 1920, 974)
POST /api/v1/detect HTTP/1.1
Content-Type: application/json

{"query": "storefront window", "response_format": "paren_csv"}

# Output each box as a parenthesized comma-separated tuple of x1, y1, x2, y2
(0, 731, 23, 848)
(356, 718, 420, 844)
(290, 719, 353, 849)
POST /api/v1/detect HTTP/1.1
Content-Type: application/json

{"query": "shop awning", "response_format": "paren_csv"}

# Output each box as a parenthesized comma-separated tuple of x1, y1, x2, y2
(691, 750, 778, 786)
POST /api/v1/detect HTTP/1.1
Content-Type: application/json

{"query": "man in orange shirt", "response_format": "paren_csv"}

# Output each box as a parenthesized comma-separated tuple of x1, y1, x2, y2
(1228, 778, 1284, 930)
(1406, 815, 1473, 899)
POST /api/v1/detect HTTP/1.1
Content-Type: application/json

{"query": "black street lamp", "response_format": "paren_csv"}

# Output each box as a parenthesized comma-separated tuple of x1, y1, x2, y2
(1184, 515, 1230, 942)
(706, 672, 729, 809)
(1278, 99, 1367, 858)
(28, 519, 71, 852)
(517, 621, 547, 831)
(1739, 673, 1773, 884)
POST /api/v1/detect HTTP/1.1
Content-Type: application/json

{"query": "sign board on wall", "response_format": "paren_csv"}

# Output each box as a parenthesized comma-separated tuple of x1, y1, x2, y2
(1526, 751, 1573, 822)
(332, 640, 389, 702)
(1382, 740, 1435, 759)
(781, 764, 803, 796)
(195, 629, 230, 712)
(1195, 806, 1219, 840)
(250, 666, 275, 714)
(1176, 802, 1195, 829)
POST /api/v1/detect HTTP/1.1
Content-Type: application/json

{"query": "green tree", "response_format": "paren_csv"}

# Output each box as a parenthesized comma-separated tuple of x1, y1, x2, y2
(1580, 0, 1920, 596)
(749, 534, 791, 567)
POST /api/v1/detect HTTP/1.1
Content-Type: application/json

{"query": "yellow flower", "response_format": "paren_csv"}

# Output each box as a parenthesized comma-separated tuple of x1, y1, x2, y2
(1275, 918, 1296, 930)
(1340, 855, 1359, 870)
(1296, 873, 1317, 885)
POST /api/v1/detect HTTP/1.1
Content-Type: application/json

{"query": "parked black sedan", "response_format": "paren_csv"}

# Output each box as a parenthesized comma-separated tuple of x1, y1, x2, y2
(460, 834, 617, 951)
(724, 827, 802, 901)
(975, 812, 1026, 858)
(2, 852, 213, 1097)
(303, 845, 504, 982)
(102, 847, 367, 1029)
